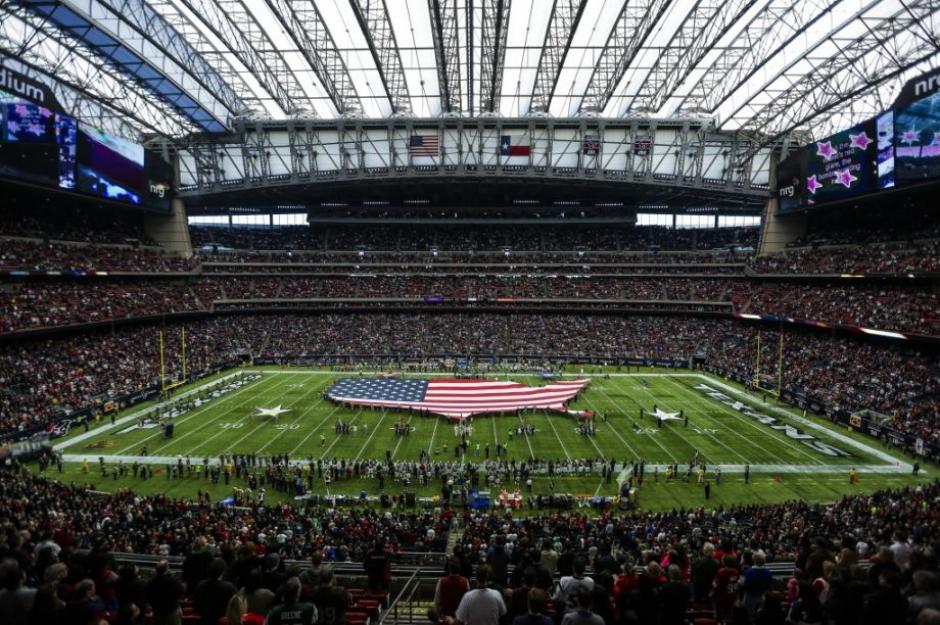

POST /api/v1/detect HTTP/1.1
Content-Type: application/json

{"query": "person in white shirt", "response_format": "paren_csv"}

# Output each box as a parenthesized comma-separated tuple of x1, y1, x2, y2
(455, 565, 506, 625)
(553, 558, 594, 610)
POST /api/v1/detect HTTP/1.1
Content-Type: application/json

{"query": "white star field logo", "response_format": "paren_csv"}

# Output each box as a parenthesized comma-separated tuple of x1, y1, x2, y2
(256, 405, 290, 418)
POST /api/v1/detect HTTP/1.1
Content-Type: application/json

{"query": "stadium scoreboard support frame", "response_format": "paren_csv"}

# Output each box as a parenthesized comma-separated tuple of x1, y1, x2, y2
(753, 330, 784, 397)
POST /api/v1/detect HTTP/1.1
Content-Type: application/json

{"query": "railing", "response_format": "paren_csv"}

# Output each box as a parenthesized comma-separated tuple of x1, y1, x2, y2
(379, 569, 424, 625)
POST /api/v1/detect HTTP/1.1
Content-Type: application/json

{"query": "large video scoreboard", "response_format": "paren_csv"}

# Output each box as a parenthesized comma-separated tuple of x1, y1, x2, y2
(0, 65, 173, 210)
(777, 69, 940, 212)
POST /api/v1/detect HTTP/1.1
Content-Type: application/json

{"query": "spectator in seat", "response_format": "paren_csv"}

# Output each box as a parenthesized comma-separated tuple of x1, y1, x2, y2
(146, 561, 183, 625)
(310, 569, 353, 625)
(194, 558, 236, 625)
(620, 572, 658, 625)
(511, 589, 552, 625)
(692, 543, 720, 604)
(742, 552, 773, 618)
(486, 536, 510, 589)
(657, 565, 691, 625)
(182, 538, 213, 598)
(711, 554, 741, 624)
(265, 578, 316, 625)
(559, 589, 604, 625)
(435, 560, 470, 619)
(553, 558, 593, 611)
(364, 540, 390, 592)
(0, 559, 37, 625)
(910, 571, 940, 624)
(455, 565, 505, 625)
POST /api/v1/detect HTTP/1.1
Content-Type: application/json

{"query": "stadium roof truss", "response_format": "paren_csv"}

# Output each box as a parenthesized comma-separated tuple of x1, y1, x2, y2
(3, 0, 938, 160)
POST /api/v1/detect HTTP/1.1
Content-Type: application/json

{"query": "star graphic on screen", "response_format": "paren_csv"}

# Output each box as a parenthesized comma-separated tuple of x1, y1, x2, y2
(816, 141, 837, 160)
(901, 128, 920, 145)
(835, 169, 857, 188)
(849, 132, 871, 150)
(806, 175, 822, 194)
(255, 405, 290, 418)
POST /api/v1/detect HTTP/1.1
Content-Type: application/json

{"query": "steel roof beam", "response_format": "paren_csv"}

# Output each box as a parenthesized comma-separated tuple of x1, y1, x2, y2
(428, 0, 461, 113)
(0, 4, 194, 137)
(16, 0, 238, 132)
(672, 0, 843, 115)
(174, 0, 310, 115)
(265, 0, 362, 116)
(528, 0, 585, 114)
(632, 0, 759, 114)
(732, 0, 940, 145)
(479, 0, 510, 113)
(349, 0, 412, 114)
(579, 0, 673, 114)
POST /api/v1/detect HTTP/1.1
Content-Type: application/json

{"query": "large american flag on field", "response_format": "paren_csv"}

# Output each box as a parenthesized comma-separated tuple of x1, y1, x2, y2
(325, 378, 588, 419)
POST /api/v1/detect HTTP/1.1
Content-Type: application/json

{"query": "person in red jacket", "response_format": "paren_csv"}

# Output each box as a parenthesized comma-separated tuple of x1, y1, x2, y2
(434, 560, 470, 619)
(711, 554, 740, 624)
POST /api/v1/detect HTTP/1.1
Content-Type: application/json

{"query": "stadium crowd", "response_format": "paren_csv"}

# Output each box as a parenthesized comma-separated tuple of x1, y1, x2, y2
(190, 224, 759, 253)
(1, 462, 939, 625)
(738, 282, 939, 336)
(750, 240, 940, 275)
(4, 273, 939, 336)
(0, 239, 196, 274)
(0, 314, 937, 451)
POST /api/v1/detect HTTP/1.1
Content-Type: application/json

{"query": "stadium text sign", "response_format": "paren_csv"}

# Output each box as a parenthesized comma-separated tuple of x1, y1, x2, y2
(0, 63, 59, 110)
(694, 384, 850, 457)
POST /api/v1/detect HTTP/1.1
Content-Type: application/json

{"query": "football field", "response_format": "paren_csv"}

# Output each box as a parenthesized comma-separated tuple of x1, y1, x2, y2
(44, 368, 928, 512)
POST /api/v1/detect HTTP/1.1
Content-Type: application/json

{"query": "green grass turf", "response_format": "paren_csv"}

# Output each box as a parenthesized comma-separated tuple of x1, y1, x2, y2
(39, 367, 932, 513)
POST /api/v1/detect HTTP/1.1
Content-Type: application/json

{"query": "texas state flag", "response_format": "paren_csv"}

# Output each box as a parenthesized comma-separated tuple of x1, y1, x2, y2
(499, 135, 531, 157)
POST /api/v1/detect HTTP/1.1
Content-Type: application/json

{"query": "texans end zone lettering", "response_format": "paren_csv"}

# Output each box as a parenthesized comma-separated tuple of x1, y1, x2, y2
(694, 384, 850, 457)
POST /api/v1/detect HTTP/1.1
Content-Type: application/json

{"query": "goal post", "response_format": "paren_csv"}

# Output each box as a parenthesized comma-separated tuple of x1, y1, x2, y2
(752, 330, 784, 397)
(158, 327, 188, 393)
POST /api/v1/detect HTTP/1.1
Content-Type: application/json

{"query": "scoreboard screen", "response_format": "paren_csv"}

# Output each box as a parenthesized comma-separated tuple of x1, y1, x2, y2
(895, 80, 940, 184)
(775, 69, 940, 212)
(0, 93, 171, 210)
(803, 119, 876, 206)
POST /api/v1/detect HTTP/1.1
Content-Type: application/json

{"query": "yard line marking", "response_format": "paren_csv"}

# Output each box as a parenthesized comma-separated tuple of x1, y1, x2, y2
(639, 378, 751, 465)
(147, 373, 299, 456)
(516, 413, 536, 460)
(57, 370, 246, 452)
(110, 374, 270, 455)
(254, 377, 335, 453)
(670, 377, 826, 466)
(353, 410, 388, 461)
(619, 378, 730, 464)
(202, 375, 328, 455)
(159, 373, 304, 455)
(543, 412, 572, 460)
(389, 415, 414, 459)
(318, 409, 364, 459)
(286, 404, 343, 457)
(427, 416, 440, 456)
(663, 376, 795, 464)
(586, 389, 678, 463)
